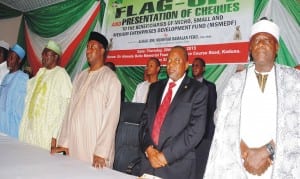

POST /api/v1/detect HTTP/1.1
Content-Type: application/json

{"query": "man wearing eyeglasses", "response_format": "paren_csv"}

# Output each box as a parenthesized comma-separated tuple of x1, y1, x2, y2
(19, 40, 72, 151)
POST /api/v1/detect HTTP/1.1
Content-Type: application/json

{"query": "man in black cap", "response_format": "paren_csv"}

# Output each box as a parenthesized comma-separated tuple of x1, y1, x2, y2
(55, 32, 121, 169)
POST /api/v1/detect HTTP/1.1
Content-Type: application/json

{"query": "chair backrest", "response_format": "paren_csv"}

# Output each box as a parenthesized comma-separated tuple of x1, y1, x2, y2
(113, 102, 145, 176)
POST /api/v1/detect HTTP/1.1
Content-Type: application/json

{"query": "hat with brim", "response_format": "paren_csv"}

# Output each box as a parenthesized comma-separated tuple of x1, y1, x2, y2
(0, 40, 9, 50)
(11, 44, 25, 60)
(88, 32, 108, 50)
(250, 19, 280, 42)
(45, 40, 62, 56)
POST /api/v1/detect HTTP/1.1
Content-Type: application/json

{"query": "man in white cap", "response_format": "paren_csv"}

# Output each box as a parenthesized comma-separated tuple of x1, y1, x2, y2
(0, 44, 28, 138)
(204, 18, 300, 179)
(19, 40, 72, 151)
(0, 40, 10, 84)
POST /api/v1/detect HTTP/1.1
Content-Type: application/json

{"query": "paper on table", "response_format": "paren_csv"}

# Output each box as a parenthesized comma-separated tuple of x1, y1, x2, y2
(138, 173, 163, 179)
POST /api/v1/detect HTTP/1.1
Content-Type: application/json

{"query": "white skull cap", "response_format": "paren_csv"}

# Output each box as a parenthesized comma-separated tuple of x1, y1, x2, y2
(250, 19, 280, 42)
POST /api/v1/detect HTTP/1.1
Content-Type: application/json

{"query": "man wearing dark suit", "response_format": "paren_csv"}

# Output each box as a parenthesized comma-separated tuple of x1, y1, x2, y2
(192, 58, 217, 179)
(139, 46, 208, 179)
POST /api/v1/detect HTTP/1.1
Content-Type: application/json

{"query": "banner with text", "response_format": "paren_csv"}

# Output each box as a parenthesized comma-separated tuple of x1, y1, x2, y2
(102, 0, 255, 65)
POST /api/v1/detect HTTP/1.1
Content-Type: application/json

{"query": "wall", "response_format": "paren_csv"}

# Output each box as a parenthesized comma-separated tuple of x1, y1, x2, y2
(0, 15, 22, 46)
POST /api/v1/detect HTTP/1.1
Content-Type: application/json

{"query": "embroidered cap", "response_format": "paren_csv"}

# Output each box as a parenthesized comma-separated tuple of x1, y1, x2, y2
(250, 19, 280, 42)
(45, 40, 62, 56)
(11, 44, 25, 60)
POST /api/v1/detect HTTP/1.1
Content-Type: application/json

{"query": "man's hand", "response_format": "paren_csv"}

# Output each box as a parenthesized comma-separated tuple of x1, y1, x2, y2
(156, 152, 168, 166)
(240, 140, 248, 160)
(145, 146, 168, 168)
(50, 138, 57, 151)
(50, 146, 69, 155)
(243, 146, 271, 175)
(92, 155, 106, 168)
(240, 140, 272, 175)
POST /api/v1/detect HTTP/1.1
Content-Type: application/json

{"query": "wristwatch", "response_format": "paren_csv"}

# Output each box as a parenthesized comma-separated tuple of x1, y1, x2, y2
(265, 142, 275, 160)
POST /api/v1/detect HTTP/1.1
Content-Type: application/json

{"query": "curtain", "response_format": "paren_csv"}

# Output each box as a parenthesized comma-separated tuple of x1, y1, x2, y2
(24, 0, 96, 37)
(279, 0, 300, 25)
(21, 1, 100, 75)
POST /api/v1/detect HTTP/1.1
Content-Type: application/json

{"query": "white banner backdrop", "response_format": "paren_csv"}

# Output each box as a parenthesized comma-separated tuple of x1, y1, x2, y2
(102, 0, 255, 66)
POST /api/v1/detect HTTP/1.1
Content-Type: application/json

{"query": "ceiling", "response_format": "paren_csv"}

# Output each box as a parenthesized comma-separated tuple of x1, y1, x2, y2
(0, 0, 65, 12)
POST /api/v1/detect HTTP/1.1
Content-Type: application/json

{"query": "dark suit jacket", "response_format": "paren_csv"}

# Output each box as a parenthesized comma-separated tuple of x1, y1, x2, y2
(195, 78, 217, 179)
(201, 79, 217, 139)
(139, 75, 208, 179)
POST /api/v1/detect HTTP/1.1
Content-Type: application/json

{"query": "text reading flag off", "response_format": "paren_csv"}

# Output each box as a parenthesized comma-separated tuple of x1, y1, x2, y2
(102, 0, 255, 66)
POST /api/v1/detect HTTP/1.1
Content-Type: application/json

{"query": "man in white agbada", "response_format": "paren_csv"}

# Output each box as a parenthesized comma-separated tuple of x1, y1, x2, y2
(204, 18, 300, 179)
(19, 40, 72, 150)
(54, 32, 121, 169)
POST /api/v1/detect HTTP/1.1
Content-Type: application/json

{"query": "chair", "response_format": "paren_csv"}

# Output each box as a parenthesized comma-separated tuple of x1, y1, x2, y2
(113, 102, 145, 176)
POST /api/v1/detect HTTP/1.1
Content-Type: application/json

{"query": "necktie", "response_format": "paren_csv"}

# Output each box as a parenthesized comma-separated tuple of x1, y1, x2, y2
(255, 72, 268, 93)
(152, 82, 176, 145)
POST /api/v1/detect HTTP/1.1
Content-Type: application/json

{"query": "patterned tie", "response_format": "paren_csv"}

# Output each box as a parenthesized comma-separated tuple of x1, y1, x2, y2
(152, 82, 176, 145)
